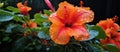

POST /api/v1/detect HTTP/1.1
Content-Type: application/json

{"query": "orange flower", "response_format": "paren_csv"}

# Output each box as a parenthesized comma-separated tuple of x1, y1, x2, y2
(17, 2, 31, 15)
(28, 22, 37, 28)
(97, 18, 120, 48)
(48, 1, 94, 45)
(97, 19, 119, 37)
(22, 20, 37, 28)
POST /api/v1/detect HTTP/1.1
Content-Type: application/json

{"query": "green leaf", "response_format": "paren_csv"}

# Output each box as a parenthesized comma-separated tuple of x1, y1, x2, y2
(6, 6, 20, 13)
(13, 15, 24, 23)
(42, 22, 50, 27)
(37, 31, 50, 40)
(104, 44, 120, 52)
(0, 9, 14, 22)
(88, 29, 99, 40)
(43, 10, 52, 16)
(11, 36, 38, 52)
(35, 45, 42, 50)
(41, 27, 49, 34)
(40, 14, 47, 18)
(2, 36, 10, 41)
(5, 24, 16, 33)
(12, 24, 24, 33)
(11, 37, 27, 52)
(87, 24, 106, 39)
(34, 13, 48, 26)
(92, 44, 105, 52)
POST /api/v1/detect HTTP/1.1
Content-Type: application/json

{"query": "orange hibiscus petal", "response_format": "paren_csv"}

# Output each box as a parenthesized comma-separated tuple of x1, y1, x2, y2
(101, 38, 115, 44)
(17, 2, 23, 9)
(115, 36, 120, 42)
(49, 24, 70, 45)
(115, 42, 120, 48)
(101, 38, 109, 44)
(75, 7, 94, 24)
(49, 13, 63, 25)
(56, 1, 77, 23)
(71, 25, 89, 41)
(72, 8, 94, 25)
(97, 19, 119, 31)
(56, 1, 94, 25)
(112, 32, 120, 41)
(17, 2, 31, 12)
(26, 6, 32, 11)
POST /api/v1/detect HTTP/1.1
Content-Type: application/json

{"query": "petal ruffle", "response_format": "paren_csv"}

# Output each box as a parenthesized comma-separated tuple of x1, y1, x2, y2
(17, 2, 31, 12)
(56, 1, 94, 25)
(17, 2, 23, 8)
(71, 25, 89, 41)
(73, 7, 94, 25)
(56, 1, 77, 23)
(112, 32, 120, 41)
(48, 13, 63, 25)
(97, 19, 119, 31)
(26, 6, 32, 11)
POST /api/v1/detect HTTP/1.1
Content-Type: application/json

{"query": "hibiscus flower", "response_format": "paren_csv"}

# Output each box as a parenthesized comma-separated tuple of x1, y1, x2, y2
(97, 19, 119, 38)
(48, 1, 94, 45)
(17, 1, 31, 16)
(97, 18, 120, 48)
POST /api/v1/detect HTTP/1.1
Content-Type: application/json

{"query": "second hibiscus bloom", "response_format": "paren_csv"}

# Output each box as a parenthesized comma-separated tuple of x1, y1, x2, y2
(97, 17, 120, 48)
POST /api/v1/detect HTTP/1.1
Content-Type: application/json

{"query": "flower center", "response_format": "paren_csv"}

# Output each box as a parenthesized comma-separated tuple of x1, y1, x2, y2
(65, 23, 72, 27)
(111, 35, 116, 39)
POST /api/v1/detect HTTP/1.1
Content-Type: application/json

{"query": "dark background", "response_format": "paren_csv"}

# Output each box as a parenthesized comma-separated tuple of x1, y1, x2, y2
(6, 0, 120, 25)
(0, 0, 120, 52)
